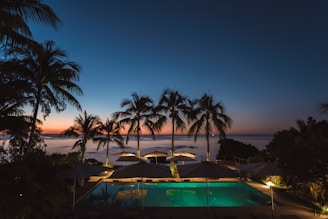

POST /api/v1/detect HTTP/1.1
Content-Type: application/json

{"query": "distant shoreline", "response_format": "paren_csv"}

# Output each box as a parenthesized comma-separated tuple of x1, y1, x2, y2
(1, 134, 273, 164)
(40, 133, 273, 137)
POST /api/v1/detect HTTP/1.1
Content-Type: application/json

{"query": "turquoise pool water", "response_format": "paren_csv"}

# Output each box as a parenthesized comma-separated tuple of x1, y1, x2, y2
(77, 182, 271, 208)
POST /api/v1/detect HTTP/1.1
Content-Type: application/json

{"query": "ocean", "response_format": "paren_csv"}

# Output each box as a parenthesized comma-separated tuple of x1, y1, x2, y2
(39, 134, 273, 164)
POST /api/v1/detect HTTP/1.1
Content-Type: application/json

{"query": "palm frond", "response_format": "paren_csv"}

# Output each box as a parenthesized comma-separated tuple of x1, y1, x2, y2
(319, 102, 328, 114)
(3, 0, 62, 29)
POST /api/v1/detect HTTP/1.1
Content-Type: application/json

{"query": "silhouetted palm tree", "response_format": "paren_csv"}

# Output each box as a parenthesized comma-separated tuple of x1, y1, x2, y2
(156, 88, 191, 156)
(0, 0, 61, 134)
(188, 93, 232, 161)
(9, 40, 83, 147)
(63, 111, 101, 162)
(113, 92, 156, 156)
(0, 0, 61, 46)
(93, 119, 124, 166)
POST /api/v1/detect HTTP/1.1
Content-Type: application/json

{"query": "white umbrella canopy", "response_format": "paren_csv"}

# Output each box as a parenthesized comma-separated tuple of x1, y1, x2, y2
(110, 162, 172, 178)
(173, 151, 196, 158)
(144, 151, 168, 164)
(112, 151, 136, 157)
(166, 151, 196, 163)
(166, 155, 196, 162)
(144, 150, 168, 158)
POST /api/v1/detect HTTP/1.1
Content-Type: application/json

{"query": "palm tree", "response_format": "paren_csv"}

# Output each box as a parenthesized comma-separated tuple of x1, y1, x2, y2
(113, 92, 156, 156)
(93, 119, 124, 166)
(0, 0, 61, 46)
(188, 93, 232, 161)
(8, 40, 83, 147)
(0, 0, 61, 134)
(156, 88, 191, 157)
(63, 111, 101, 162)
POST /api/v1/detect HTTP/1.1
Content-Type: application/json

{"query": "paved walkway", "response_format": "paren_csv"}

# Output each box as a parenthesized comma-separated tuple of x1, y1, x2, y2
(246, 180, 327, 219)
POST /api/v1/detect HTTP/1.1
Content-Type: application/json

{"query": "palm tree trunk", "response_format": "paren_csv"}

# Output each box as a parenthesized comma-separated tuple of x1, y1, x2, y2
(206, 132, 210, 161)
(28, 89, 41, 148)
(81, 139, 87, 162)
(105, 142, 109, 165)
(137, 124, 141, 156)
(137, 135, 140, 156)
(171, 119, 175, 157)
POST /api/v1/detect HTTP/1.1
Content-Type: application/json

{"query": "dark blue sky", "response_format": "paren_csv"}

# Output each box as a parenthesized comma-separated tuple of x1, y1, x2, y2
(30, 0, 328, 134)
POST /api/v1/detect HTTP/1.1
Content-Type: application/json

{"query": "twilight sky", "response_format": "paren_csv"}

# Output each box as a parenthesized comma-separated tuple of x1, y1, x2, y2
(29, 0, 328, 135)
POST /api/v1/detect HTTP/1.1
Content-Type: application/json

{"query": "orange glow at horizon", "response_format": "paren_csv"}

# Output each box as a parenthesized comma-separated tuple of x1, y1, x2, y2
(42, 124, 180, 135)
(40, 113, 277, 135)
(41, 116, 73, 134)
(41, 122, 273, 135)
(42, 128, 65, 134)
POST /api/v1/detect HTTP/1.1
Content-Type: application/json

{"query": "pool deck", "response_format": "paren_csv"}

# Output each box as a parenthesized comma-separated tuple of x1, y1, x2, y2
(66, 178, 328, 219)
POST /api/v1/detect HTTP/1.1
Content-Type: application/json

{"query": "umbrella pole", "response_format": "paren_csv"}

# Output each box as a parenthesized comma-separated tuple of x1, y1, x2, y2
(206, 177, 209, 219)
(142, 178, 144, 210)
(141, 178, 144, 219)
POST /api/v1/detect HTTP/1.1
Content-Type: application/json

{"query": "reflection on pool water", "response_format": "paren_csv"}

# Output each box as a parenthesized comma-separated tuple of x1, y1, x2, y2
(77, 182, 271, 208)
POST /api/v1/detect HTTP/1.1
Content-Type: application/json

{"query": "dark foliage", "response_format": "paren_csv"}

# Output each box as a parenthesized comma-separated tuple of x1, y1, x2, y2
(217, 138, 259, 159)
(266, 117, 328, 183)
(0, 152, 66, 219)
(266, 117, 328, 207)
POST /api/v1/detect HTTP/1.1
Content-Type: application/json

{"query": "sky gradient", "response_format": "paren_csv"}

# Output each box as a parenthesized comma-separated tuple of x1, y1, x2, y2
(29, 0, 328, 135)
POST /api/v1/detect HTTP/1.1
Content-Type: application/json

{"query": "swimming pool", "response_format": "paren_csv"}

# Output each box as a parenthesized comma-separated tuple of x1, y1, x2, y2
(77, 182, 271, 208)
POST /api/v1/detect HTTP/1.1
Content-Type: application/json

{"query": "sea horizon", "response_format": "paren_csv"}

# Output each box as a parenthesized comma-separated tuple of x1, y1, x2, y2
(39, 134, 273, 164)
(1, 133, 273, 164)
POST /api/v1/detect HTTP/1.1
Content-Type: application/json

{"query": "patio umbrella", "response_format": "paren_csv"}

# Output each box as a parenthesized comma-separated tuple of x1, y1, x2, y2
(110, 162, 172, 178)
(144, 150, 168, 157)
(178, 161, 240, 178)
(236, 162, 283, 178)
(166, 155, 196, 161)
(166, 155, 196, 165)
(178, 161, 239, 217)
(116, 155, 148, 162)
(144, 150, 168, 164)
(109, 162, 169, 212)
(59, 162, 110, 179)
(58, 162, 111, 213)
(173, 151, 196, 158)
(112, 151, 136, 156)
